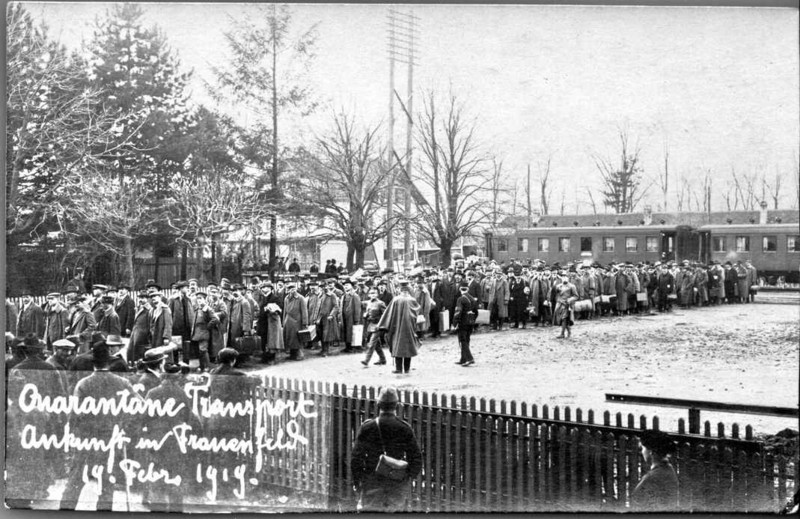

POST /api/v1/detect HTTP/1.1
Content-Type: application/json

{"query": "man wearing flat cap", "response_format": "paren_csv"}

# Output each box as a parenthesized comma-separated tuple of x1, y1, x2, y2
(350, 387, 422, 512)
(97, 294, 121, 337)
(136, 347, 167, 396)
(44, 292, 69, 349)
(631, 429, 679, 511)
(66, 295, 97, 353)
(169, 280, 195, 349)
(89, 284, 108, 322)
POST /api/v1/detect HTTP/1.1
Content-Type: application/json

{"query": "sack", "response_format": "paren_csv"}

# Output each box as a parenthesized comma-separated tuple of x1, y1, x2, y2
(635, 292, 648, 302)
(416, 314, 427, 325)
(234, 334, 261, 355)
(475, 309, 490, 325)
(297, 325, 316, 343)
(374, 454, 408, 481)
(439, 310, 450, 332)
(352, 324, 364, 345)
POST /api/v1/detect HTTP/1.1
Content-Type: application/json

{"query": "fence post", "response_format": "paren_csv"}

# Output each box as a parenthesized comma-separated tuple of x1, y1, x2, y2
(688, 407, 701, 434)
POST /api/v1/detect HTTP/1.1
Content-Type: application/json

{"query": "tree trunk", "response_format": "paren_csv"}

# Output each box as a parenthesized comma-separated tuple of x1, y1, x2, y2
(197, 246, 206, 285)
(269, 18, 280, 273)
(439, 240, 454, 268)
(346, 243, 355, 272)
(354, 245, 365, 270)
(180, 243, 188, 280)
(123, 236, 136, 289)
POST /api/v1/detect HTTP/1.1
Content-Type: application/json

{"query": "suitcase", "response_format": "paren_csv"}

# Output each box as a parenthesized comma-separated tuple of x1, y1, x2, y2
(439, 310, 450, 332)
(352, 324, 364, 345)
(635, 292, 648, 302)
(573, 300, 593, 313)
(235, 334, 261, 355)
(298, 325, 316, 343)
(475, 309, 490, 325)
(600, 295, 614, 304)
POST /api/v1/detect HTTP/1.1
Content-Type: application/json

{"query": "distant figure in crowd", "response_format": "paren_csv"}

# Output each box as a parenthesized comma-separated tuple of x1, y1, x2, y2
(288, 257, 301, 273)
(631, 429, 679, 512)
(282, 281, 308, 361)
(350, 387, 422, 512)
(96, 295, 121, 337)
(377, 279, 420, 374)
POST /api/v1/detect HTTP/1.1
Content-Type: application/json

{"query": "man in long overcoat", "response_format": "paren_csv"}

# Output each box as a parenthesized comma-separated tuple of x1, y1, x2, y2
(313, 279, 341, 357)
(340, 280, 363, 352)
(96, 295, 121, 336)
(169, 281, 195, 343)
(149, 292, 174, 349)
(488, 269, 509, 330)
(507, 272, 528, 328)
(282, 282, 308, 361)
(256, 282, 283, 363)
(115, 286, 136, 336)
(191, 291, 220, 371)
(128, 292, 151, 363)
(412, 278, 431, 338)
(227, 286, 253, 349)
(17, 293, 45, 338)
(43, 293, 69, 348)
(67, 296, 96, 353)
(377, 279, 420, 374)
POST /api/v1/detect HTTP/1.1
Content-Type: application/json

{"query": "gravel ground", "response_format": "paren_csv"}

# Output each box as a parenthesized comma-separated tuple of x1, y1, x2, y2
(247, 302, 799, 436)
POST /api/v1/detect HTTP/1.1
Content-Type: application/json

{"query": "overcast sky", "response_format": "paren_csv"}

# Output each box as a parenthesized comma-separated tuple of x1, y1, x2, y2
(26, 2, 800, 213)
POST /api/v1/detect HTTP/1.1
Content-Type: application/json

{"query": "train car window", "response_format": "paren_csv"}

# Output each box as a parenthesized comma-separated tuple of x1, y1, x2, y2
(559, 237, 570, 252)
(646, 236, 659, 252)
(538, 238, 550, 252)
(762, 236, 777, 252)
(580, 237, 592, 252)
(712, 236, 726, 252)
(498, 239, 508, 252)
(788, 236, 800, 252)
(735, 236, 750, 252)
(518, 238, 529, 253)
(625, 237, 638, 252)
(603, 237, 615, 252)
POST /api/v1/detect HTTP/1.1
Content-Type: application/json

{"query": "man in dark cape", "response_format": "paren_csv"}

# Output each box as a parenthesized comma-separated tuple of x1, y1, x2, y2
(377, 279, 420, 374)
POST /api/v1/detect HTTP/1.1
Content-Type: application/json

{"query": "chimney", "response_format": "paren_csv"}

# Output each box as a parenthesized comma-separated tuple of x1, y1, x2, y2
(532, 209, 541, 225)
(759, 201, 768, 224)
(643, 205, 653, 226)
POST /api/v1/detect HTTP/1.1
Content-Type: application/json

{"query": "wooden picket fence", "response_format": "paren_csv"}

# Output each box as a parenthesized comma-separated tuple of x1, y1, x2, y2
(249, 377, 797, 513)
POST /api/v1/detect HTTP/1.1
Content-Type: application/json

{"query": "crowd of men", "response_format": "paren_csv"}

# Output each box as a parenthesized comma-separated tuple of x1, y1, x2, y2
(6, 255, 760, 376)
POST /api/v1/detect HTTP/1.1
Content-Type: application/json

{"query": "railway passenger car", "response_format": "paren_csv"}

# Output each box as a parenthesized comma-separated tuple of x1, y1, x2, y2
(487, 209, 799, 282)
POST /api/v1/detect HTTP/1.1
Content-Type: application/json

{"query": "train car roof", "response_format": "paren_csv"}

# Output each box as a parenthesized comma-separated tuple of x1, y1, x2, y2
(508, 225, 678, 233)
(698, 223, 799, 231)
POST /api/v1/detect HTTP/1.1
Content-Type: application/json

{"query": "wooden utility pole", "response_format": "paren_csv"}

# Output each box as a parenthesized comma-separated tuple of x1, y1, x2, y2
(387, 8, 418, 268)
(385, 12, 396, 270)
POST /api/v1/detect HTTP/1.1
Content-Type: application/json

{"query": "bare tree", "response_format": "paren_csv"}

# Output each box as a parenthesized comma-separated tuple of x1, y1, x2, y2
(658, 138, 670, 212)
(167, 175, 266, 283)
(402, 91, 492, 267)
(586, 188, 598, 215)
(55, 171, 157, 288)
(299, 112, 401, 270)
(794, 152, 800, 210)
(592, 129, 649, 213)
(538, 155, 553, 215)
(489, 157, 505, 226)
(731, 168, 760, 210)
(764, 168, 783, 210)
